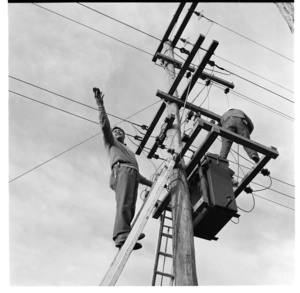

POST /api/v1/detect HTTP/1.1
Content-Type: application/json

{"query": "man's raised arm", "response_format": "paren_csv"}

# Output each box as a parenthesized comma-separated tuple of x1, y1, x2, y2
(93, 88, 114, 146)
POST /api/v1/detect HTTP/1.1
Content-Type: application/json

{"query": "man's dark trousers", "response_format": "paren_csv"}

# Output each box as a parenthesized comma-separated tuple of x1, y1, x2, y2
(220, 116, 258, 159)
(110, 165, 139, 246)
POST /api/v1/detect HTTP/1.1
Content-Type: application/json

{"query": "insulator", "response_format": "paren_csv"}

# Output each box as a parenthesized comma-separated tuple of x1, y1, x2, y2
(206, 79, 211, 86)
(186, 71, 192, 78)
(244, 186, 253, 194)
(134, 135, 142, 141)
(224, 88, 230, 94)
(261, 168, 271, 176)
(153, 154, 159, 159)
(180, 47, 190, 55)
(141, 125, 148, 130)
(167, 148, 175, 155)
(207, 60, 215, 67)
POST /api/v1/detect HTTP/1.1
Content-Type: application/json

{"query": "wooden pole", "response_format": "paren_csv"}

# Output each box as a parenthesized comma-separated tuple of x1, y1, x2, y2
(274, 2, 294, 34)
(163, 40, 198, 286)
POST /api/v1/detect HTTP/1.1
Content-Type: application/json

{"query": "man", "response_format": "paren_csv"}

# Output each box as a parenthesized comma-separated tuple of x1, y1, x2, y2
(219, 108, 260, 163)
(93, 87, 153, 251)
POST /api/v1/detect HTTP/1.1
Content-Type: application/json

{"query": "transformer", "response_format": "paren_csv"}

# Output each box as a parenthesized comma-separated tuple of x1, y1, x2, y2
(188, 153, 240, 241)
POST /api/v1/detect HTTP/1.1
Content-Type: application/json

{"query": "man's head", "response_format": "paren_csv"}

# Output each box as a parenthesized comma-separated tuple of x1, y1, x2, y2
(112, 126, 125, 143)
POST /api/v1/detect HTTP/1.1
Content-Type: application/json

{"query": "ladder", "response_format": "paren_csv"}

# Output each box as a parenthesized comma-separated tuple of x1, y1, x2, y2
(152, 209, 174, 286)
(100, 159, 175, 286)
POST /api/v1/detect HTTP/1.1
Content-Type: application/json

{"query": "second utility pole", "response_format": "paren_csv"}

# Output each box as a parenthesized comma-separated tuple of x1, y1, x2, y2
(163, 40, 198, 286)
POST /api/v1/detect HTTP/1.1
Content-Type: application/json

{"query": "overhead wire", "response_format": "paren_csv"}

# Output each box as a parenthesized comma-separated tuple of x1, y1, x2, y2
(9, 75, 158, 133)
(36, 2, 294, 98)
(77, 3, 161, 41)
(15, 4, 294, 209)
(9, 93, 162, 183)
(78, 2, 294, 94)
(32, 3, 153, 57)
(201, 14, 294, 63)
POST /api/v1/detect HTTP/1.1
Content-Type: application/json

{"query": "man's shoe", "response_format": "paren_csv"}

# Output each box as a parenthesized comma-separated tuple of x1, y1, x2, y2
(138, 233, 145, 241)
(251, 155, 259, 163)
(116, 242, 142, 250)
(133, 242, 142, 250)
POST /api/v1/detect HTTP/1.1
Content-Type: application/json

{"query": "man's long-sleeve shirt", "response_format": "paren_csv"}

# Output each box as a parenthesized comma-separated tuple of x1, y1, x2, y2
(98, 104, 152, 187)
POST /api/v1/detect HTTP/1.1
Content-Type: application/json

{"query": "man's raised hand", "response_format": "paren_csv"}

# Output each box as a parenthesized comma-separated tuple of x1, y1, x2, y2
(93, 87, 105, 106)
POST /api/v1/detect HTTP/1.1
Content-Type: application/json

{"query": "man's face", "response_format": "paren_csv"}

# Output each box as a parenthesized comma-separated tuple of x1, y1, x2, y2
(112, 128, 125, 143)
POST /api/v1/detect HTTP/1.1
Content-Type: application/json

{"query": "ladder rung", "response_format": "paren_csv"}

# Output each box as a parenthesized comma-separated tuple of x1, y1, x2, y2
(164, 216, 172, 220)
(155, 271, 174, 279)
(159, 252, 173, 258)
(163, 225, 173, 229)
(162, 232, 172, 239)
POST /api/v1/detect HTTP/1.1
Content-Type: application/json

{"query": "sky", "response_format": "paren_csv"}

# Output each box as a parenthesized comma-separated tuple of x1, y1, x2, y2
(4, 1, 297, 289)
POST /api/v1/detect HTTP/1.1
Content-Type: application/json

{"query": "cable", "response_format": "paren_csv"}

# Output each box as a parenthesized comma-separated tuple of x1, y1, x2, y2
(253, 193, 294, 211)
(219, 66, 294, 104)
(237, 192, 256, 213)
(32, 3, 153, 57)
(213, 54, 293, 94)
(10, 90, 100, 125)
(35, 2, 293, 97)
(9, 132, 102, 183)
(252, 176, 273, 192)
(10, 75, 159, 131)
(201, 14, 294, 63)
(77, 3, 161, 41)
(213, 83, 294, 122)
(9, 96, 161, 183)
(34, 3, 294, 107)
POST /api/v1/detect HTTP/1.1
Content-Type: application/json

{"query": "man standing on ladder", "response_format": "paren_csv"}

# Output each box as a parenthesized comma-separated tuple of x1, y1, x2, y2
(93, 87, 153, 250)
(219, 108, 260, 163)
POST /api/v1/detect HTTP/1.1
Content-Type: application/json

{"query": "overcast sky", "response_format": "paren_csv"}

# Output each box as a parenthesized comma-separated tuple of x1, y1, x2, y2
(4, 1, 297, 289)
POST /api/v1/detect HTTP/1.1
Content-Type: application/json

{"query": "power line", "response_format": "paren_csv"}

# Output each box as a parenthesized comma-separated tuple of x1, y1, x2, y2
(9, 95, 161, 183)
(80, 2, 294, 95)
(253, 193, 294, 211)
(9, 76, 153, 130)
(227, 159, 294, 188)
(10, 90, 294, 210)
(10, 90, 100, 125)
(212, 82, 294, 122)
(32, 3, 153, 57)
(77, 3, 161, 41)
(213, 64, 294, 104)
(36, 2, 293, 97)
(213, 54, 294, 94)
(201, 14, 294, 63)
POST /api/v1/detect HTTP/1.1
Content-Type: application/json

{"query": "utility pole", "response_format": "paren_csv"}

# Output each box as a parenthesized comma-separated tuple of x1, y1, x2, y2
(274, 2, 294, 33)
(163, 40, 198, 286)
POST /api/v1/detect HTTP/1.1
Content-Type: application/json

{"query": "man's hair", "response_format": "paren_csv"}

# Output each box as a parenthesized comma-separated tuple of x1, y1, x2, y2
(111, 126, 125, 134)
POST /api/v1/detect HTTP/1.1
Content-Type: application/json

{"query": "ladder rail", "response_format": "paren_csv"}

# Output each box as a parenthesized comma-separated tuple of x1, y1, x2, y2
(151, 210, 166, 286)
(100, 160, 175, 286)
(160, 225, 172, 286)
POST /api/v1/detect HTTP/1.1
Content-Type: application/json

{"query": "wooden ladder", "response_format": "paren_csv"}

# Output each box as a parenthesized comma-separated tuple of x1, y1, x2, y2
(152, 208, 174, 286)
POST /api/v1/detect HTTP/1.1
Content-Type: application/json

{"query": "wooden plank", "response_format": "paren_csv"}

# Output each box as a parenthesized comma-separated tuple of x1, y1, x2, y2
(152, 3, 186, 63)
(156, 53, 235, 89)
(135, 102, 165, 155)
(179, 40, 219, 102)
(171, 2, 198, 48)
(157, 90, 221, 122)
(147, 114, 175, 159)
(156, 93, 279, 159)
(169, 34, 205, 95)
(234, 154, 274, 198)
